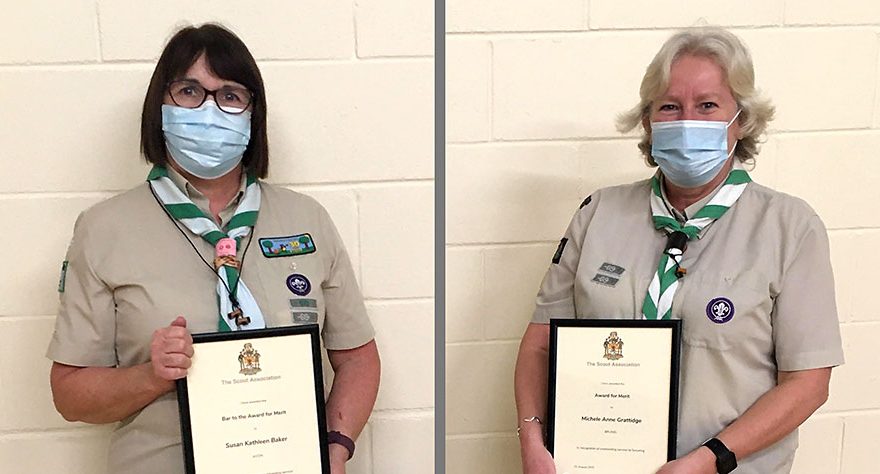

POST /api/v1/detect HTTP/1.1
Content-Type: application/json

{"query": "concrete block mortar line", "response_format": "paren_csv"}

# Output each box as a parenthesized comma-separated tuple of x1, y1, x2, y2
(446, 432, 517, 441)
(481, 135, 647, 144)
(837, 321, 880, 329)
(355, 188, 364, 286)
(0, 191, 119, 200)
(259, 56, 432, 64)
(446, 128, 880, 147)
(478, 248, 487, 341)
(94, 0, 104, 62)
(838, 416, 847, 474)
(0, 315, 55, 322)
(441, 26, 712, 39)
(446, 138, 497, 146)
(283, 178, 435, 193)
(0, 425, 113, 438)
(488, 40, 495, 141)
(351, 0, 361, 60)
(772, 128, 880, 137)
(585, 0, 591, 30)
(0, 58, 107, 69)
(487, 126, 879, 143)
(0, 56, 431, 70)
(776, 0, 785, 27)
(447, 136, 640, 147)
(446, 240, 557, 249)
(782, 20, 880, 28)
(365, 421, 374, 474)
(446, 24, 880, 41)
(825, 226, 880, 234)
(813, 408, 880, 418)
(874, 31, 880, 128)
(446, 339, 521, 348)
(363, 297, 435, 305)
(369, 407, 435, 420)
(355, 53, 436, 61)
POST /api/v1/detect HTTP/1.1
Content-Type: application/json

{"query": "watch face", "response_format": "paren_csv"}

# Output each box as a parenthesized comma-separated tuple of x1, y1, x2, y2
(704, 438, 736, 473)
(718, 456, 737, 474)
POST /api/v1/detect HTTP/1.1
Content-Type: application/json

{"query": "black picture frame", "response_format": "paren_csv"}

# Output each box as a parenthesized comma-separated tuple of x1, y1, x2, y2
(547, 318, 682, 464)
(176, 324, 330, 474)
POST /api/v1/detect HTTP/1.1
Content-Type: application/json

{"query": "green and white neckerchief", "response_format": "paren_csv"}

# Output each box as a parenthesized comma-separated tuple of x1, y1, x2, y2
(147, 166, 266, 332)
(641, 165, 751, 320)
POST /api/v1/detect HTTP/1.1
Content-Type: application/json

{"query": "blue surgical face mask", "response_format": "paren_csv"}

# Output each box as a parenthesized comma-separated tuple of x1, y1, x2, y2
(650, 109, 741, 188)
(161, 101, 251, 179)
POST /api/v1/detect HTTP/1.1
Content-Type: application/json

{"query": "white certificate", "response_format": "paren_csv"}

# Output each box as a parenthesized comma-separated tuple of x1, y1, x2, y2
(177, 325, 329, 474)
(548, 319, 681, 474)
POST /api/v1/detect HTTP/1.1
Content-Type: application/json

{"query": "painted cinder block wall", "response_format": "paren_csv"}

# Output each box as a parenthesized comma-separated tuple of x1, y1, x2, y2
(0, 1, 434, 473)
(446, 1, 880, 472)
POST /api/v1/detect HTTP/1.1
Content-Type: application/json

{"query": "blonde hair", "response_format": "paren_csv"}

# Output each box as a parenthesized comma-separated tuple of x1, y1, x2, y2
(617, 27, 775, 166)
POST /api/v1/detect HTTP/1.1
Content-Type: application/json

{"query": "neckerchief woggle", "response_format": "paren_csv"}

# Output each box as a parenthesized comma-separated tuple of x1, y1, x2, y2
(148, 166, 266, 331)
(641, 163, 751, 320)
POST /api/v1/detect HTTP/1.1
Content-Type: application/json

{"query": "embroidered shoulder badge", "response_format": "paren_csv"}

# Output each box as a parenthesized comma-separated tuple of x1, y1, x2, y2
(579, 195, 592, 209)
(552, 238, 568, 264)
(259, 233, 316, 258)
(58, 261, 69, 293)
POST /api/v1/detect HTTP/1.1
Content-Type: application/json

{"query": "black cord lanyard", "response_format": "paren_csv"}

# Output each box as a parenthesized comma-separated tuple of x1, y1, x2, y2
(148, 182, 257, 311)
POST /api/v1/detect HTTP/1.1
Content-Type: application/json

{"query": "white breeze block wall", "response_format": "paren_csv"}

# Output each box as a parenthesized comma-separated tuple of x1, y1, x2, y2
(0, 1, 434, 473)
(446, 1, 880, 473)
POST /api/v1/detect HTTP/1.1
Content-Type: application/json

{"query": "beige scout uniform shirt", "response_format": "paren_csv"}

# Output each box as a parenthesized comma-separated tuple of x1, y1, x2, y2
(47, 168, 374, 474)
(533, 177, 844, 474)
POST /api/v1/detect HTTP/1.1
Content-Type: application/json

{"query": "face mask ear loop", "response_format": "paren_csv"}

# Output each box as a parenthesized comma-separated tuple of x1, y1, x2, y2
(726, 108, 742, 160)
(726, 141, 739, 160)
(727, 108, 742, 127)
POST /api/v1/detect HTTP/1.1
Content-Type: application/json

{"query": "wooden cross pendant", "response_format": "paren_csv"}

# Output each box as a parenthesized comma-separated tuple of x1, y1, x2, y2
(228, 307, 250, 326)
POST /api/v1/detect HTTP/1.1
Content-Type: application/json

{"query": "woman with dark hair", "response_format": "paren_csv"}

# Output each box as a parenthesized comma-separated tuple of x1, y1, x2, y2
(46, 24, 379, 474)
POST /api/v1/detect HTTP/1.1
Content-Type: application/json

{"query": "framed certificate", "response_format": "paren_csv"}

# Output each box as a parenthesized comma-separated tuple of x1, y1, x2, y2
(176, 324, 330, 474)
(547, 319, 682, 473)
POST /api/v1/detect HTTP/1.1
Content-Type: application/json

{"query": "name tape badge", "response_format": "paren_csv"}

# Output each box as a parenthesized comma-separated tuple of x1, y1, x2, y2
(259, 233, 316, 258)
(289, 298, 318, 309)
(291, 311, 318, 324)
(598, 262, 625, 275)
(591, 274, 620, 287)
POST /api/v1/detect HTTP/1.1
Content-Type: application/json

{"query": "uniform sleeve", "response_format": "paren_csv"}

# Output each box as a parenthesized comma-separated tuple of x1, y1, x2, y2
(46, 212, 118, 367)
(772, 214, 844, 371)
(318, 207, 375, 350)
(531, 195, 596, 324)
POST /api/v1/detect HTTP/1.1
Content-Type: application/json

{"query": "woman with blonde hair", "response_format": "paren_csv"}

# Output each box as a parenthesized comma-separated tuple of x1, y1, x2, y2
(515, 27, 843, 474)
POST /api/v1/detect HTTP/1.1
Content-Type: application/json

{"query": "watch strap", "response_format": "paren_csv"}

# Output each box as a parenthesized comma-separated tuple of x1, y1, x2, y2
(702, 437, 737, 473)
(327, 430, 355, 460)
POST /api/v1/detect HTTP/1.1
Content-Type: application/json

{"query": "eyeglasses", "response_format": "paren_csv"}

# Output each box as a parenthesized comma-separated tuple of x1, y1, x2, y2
(167, 80, 254, 114)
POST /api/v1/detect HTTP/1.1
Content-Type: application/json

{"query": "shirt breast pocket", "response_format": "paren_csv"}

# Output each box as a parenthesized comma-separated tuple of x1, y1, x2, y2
(673, 274, 772, 353)
(251, 248, 326, 328)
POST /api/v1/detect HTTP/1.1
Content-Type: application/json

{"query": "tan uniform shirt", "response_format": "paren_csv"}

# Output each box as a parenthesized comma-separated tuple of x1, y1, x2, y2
(533, 178, 844, 473)
(47, 168, 374, 474)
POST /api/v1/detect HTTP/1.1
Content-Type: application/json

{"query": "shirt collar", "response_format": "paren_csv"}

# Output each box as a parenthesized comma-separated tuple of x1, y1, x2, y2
(660, 160, 744, 222)
(165, 165, 247, 223)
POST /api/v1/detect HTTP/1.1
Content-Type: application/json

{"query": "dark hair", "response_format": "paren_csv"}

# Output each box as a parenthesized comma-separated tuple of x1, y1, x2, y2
(140, 23, 269, 178)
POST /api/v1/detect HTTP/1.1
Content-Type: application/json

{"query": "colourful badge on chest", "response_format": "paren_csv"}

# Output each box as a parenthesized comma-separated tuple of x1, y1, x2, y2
(259, 233, 316, 258)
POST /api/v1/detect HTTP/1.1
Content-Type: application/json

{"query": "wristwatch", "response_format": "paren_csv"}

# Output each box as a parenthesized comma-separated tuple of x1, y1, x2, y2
(328, 431, 355, 460)
(702, 437, 737, 473)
